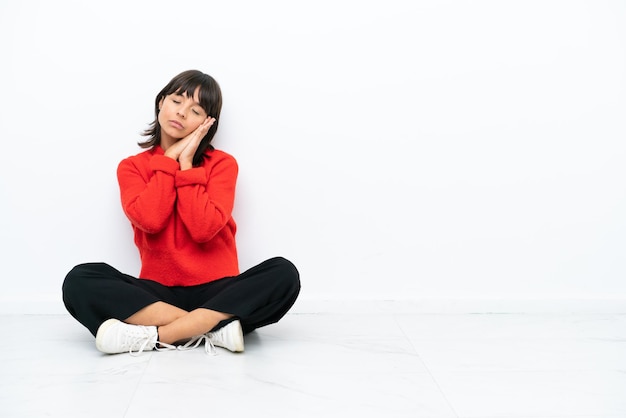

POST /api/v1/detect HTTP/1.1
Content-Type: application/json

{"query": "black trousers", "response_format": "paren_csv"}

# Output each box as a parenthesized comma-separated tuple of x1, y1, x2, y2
(62, 257, 301, 337)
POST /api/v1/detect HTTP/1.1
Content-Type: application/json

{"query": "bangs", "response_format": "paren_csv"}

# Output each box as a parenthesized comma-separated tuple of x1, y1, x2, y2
(143, 69, 222, 164)
(165, 73, 218, 115)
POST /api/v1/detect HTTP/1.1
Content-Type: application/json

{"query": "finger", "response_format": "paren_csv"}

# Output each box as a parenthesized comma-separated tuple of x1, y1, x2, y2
(204, 117, 216, 128)
(192, 118, 215, 141)
(195, 117, 213, 134)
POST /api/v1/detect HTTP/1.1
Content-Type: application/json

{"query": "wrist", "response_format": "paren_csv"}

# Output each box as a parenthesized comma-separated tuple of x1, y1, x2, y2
(164, 148, 180, 161)
(179, 159, 193, 171)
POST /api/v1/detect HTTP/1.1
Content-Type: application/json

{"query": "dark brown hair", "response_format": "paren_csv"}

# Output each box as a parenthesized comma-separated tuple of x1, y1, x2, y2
(139, 70, 223, 166)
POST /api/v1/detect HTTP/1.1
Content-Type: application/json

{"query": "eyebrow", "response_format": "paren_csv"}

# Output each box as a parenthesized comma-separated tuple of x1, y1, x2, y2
(173, 92, 202, 107)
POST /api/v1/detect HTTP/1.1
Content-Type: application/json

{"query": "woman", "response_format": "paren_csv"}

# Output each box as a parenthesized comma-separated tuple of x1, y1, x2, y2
(62, 70, 300, 355)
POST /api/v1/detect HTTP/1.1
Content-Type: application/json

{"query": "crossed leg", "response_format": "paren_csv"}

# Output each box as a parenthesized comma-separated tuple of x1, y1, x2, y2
(125, 301, 233, 344)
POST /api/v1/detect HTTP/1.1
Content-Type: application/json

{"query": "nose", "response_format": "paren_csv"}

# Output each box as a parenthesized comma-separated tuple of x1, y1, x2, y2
(176, 108, 186, 118)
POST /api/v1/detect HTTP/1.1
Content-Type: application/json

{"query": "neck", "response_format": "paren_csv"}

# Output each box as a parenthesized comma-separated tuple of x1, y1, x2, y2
(160, 136, 176, 151)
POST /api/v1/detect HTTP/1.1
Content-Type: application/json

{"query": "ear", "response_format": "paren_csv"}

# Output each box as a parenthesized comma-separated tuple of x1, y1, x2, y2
(158, 97, 164, 110)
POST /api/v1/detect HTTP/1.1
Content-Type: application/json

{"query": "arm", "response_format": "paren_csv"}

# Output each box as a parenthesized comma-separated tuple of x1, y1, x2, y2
(117, 154, 178, 233)
(175, 155, 238, 243)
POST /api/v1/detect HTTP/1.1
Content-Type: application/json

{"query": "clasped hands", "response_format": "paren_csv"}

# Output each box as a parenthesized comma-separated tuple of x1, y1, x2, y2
(165, 117, 216, 170)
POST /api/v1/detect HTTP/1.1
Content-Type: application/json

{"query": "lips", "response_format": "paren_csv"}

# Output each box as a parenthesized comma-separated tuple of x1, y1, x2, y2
(169, 120, 184, 129)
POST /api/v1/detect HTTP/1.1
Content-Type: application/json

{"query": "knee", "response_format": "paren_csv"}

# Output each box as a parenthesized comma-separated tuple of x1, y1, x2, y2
(62, 263, 89, 301)
(62, 264, 85, 311)
(62, 262, 108, 301)
(270, 257, 301, 294)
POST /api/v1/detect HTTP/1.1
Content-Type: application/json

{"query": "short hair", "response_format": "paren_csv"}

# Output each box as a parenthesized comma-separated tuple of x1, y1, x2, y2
(139, 70, 223, 166)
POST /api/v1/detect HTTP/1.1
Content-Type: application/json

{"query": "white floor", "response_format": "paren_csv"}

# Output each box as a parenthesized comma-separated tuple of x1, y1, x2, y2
(1, 312, 625, 418)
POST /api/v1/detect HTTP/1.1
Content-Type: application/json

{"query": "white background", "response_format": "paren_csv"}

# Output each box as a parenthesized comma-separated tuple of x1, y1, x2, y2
(1, 0, 625, 313)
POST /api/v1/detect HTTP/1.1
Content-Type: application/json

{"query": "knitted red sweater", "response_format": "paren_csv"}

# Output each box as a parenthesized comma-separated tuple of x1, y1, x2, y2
(117, 146, 239, 286)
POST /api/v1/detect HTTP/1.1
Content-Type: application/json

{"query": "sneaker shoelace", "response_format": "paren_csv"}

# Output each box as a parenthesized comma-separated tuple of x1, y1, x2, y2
(153, 341, 178, 353)
(177, 334, 217, 355)
(142, 333, 217, 356)
(126, 326, 160, 356)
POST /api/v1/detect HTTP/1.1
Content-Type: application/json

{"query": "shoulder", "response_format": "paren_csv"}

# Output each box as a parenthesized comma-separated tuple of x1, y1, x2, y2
(118, 147, 158, 167)
(207, 148, 236, 162)
(205, 148, 238, 168)
(117, 148, 160, 179)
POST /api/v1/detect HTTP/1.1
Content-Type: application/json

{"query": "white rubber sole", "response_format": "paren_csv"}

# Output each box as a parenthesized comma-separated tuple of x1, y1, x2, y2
(95, 318, 121, 353)
(217, 320, 244, 352)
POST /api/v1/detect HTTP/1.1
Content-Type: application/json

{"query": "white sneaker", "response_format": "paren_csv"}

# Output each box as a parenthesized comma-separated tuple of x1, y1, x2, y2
(95, 318, 159, 355)
(182, 319, 245, 354)
(208, 319, 244, 353)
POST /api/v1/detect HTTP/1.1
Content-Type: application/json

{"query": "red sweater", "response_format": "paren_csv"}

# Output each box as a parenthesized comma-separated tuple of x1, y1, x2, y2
(117, 145, 239, 286)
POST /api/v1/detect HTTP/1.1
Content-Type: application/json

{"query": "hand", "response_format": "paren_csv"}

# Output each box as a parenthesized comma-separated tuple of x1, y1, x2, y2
(165, 117, 216, 170)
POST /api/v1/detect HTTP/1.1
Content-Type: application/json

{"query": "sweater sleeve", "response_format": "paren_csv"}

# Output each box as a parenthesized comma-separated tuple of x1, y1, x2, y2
(117, 154, 179, 233)
(175, 154, 238, 243)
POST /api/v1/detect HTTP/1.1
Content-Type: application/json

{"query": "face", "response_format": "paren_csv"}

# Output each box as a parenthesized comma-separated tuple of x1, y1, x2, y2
(158, 87, 208, 143)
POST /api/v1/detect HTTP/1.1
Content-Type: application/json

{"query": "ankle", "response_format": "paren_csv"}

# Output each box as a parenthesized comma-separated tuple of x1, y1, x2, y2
(156, 325, 174, 345)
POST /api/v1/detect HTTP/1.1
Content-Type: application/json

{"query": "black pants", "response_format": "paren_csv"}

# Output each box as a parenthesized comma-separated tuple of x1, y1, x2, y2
(62, 257, 301, 337)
